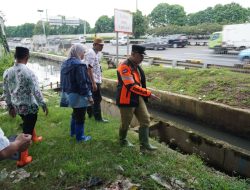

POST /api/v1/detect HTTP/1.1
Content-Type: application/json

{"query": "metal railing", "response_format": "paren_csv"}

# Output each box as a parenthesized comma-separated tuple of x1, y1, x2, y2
(41, 81, 60, 91)
(103, 53, 250, 73)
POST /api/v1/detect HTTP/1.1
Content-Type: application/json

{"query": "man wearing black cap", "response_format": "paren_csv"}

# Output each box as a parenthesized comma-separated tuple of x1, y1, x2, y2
(116, 45, 160, 151)
(3, 46, 48, 166)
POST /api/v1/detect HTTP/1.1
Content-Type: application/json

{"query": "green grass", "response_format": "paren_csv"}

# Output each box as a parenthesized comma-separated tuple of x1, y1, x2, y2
(103, 65, 250, 109)
(0, 92, 249, 189)
(0, 52, 14, 80)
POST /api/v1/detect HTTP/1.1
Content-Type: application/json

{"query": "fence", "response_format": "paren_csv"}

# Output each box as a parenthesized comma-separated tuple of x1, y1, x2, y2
(41, 81, 60, 91)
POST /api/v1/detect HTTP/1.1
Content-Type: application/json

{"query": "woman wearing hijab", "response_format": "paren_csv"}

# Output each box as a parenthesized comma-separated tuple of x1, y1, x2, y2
(60, 44, 93, 142)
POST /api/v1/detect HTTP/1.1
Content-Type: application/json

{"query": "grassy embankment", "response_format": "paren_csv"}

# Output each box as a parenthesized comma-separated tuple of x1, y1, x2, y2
(0, 53, 249, 189)
(103, 65, 250, 109)
(0, 92, 249, 189)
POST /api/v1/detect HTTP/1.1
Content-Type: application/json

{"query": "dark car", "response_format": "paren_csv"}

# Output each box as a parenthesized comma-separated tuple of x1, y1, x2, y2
(140, 37, 168, 50)
(161, 34, 188, 48)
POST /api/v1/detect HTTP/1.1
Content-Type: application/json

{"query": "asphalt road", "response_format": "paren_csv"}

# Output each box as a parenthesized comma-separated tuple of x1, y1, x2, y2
(9, 41, 240, 67)
(99, 44, 240, 67)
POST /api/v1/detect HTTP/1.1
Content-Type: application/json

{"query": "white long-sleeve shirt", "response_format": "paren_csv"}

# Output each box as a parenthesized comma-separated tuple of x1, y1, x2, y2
(0, 128, 10, 151)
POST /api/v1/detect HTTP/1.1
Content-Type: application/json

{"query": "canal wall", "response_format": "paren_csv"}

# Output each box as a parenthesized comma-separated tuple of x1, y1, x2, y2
(101, 96, 250, 177)
(101, 78, 250, 139)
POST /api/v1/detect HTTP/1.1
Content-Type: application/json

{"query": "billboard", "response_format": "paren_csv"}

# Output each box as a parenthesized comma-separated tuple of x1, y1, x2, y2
(114, 9, 133, 34)
(49, 16, 80, 26)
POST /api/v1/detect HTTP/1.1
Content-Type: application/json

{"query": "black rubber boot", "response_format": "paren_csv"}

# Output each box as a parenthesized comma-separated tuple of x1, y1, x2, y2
(93, 103, 108, 123)
(139, 127, 157, 151)
(119, 129, 134, 147)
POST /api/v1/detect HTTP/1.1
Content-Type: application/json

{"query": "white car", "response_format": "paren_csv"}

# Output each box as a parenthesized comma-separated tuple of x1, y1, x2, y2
(78, 36, 86, 44)
(21, 38, 32, 45)
(110, 36, 129, 46)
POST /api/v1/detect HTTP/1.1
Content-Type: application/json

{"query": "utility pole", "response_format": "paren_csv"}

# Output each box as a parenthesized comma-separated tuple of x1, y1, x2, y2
(136, 0, 138, 11)
(46, 9, 48, 22)
(84, 20, 86, 36)
(37, 10, 47, 46)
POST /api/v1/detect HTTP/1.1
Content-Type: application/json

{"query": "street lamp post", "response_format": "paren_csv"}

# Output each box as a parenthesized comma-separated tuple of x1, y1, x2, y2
(84, 20, 86, 36)
(37, 10, 47, 46)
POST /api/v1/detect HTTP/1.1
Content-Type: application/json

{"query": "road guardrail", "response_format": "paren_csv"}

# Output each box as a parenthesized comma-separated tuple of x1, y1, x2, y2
(103, 52, 250, 73)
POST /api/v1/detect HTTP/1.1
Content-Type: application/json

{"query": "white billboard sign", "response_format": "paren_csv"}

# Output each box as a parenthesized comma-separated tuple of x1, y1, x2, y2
(114, 9, 133, 33)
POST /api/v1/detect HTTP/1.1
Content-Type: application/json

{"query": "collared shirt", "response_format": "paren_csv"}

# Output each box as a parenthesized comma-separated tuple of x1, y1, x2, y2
(85, 48, 102, 84)
(3, 63, 46, 115)
(0, 128, 10, 152)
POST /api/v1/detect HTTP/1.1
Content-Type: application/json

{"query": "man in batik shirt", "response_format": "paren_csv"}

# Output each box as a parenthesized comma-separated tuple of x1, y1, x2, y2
(3, 46, 48, 167)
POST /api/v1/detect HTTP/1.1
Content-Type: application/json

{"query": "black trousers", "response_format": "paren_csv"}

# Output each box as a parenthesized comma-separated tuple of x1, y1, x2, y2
(20, 113, 38, 135)
(72, 107, 87, 124)
(87, 83, 102, 119)
(92, 83, 102, 105)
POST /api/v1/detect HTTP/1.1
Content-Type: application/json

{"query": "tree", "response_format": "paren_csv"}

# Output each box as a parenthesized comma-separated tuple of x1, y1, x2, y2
(148, 23, 222, 36)
(95, 15, 113, 33)
(75, 20, 91, 34)
(33, 21, 48, 35)
(149, 3, 186, 27)
(213, 3, 249, 24)
(187, 3, 249, 25)
(187, 7, 215, 25)
(6, 23, 35, 37)
(133, 10, 148, 38)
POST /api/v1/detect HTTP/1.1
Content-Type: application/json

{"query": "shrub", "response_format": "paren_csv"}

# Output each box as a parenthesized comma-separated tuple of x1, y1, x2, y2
(0, 52, 14, 80)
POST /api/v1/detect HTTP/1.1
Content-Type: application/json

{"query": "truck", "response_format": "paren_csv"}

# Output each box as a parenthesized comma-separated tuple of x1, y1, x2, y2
(208, 23, 250, 54)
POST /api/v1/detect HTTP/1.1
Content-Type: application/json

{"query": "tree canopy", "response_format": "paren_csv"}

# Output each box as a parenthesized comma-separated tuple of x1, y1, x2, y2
(6, 20, 91, 37)
(149, 3, 186, 27)
(95, 15, 113, 33)
(187, 3, 249, 25)
(6, 23, 35, 37)
(133, 10, 148, 38)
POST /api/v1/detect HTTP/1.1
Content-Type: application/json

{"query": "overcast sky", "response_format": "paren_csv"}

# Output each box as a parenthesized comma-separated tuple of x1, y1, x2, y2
(1, 0, 250, 27)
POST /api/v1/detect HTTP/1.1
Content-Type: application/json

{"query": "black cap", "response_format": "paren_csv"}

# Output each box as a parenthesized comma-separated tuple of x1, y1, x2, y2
(15, 46, 29, 59)
(132, 45, 146, 55)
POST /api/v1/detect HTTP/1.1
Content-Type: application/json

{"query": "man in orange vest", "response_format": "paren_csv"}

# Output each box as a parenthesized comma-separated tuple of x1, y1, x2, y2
(116, 45, 160, 151)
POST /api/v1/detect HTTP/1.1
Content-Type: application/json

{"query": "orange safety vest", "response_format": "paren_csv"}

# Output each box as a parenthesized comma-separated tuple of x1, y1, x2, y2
(116, 59, 151, 107)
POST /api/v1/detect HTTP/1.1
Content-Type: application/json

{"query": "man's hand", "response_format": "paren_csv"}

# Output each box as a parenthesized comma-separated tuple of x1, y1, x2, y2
(9, 108, 16, 118)
(42, 105, 49, 116)
(15, 133, 32, 152)
(150, 93, 161, 101)
(92, 83, 98, 92)
(88, 96, 94, 105)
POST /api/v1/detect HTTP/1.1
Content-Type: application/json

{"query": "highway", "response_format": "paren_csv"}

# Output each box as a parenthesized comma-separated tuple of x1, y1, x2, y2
(99, 44, 240, 67)
(9, 40, 241, 67)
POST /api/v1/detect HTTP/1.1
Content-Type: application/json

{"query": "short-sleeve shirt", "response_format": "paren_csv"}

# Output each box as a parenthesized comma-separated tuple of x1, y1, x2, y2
(0, 128, 10, 151)
(3, 63, 46, 115)
(85, 48, 102, 84)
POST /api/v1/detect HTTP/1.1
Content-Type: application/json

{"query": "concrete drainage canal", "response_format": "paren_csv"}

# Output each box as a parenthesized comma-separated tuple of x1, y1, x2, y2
(101, 97, 250, 178)
(148, 120, 250, 178)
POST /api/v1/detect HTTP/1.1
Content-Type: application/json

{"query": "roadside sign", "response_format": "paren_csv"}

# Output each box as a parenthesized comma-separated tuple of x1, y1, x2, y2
(114, 9, 133, 34)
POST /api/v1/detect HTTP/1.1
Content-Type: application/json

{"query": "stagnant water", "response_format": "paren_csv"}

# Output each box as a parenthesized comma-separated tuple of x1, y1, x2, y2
(28, 57, 61, 86)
